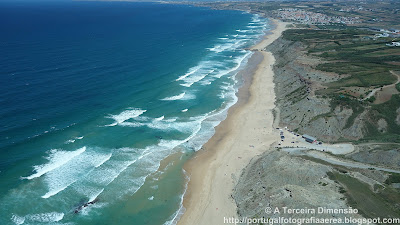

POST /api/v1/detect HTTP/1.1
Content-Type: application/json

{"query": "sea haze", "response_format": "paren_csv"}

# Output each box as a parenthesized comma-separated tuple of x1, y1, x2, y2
(0, 1, 269, 224)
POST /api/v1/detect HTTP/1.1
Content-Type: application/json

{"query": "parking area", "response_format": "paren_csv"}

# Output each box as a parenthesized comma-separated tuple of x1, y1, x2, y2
(274, 127, 354, 155)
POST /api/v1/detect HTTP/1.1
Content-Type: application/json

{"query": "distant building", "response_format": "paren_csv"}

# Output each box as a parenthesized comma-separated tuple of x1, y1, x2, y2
(386, 42, 400, 47)
(302, 134, 317, 143)
(376, 33, 389, 38)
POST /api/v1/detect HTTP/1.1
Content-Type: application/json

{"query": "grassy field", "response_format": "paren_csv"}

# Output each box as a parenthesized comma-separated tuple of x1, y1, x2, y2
(361, 94, 400, 142)
(282, 29, 399, 90)
(327, 171, 400, 219)
(330, 95, 366, 129)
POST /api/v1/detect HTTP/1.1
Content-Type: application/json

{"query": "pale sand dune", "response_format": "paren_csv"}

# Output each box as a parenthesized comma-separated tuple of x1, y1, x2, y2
(177, 20, 289, 225)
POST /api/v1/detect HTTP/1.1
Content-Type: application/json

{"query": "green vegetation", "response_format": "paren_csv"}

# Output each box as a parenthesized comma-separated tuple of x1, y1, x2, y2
(316, 23, 347, 30)
(285, 85, 307, 103)
(385, 173, 400, 185)
(282, 29, 370, 43)
(327, 171, 400, 219)
(396, 82, 400, 92)
(282, 29, 399, 91)
(282, 28, 400, 142)
(362, 94, 400, 142)
(320, 62, 395, 88)
(329, 94, 366, 129)
(308, 94, 366, 129)
(367, 96, 376, 103)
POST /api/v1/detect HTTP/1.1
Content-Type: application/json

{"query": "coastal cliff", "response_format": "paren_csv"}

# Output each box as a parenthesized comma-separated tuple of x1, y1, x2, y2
(267, 36, 365, 142)
(233, 26, 400, 221)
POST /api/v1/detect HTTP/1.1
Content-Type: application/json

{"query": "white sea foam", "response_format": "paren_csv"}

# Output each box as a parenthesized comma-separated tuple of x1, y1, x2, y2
(176, 66, 200, 81)
(236, 34, 248, 38)
(214, 52, 252, 78)
(25, 212, 64, 223)
(59, 147, 157, 209)
(93, 139, 194, 201)
(87, 156, 141, 187)
(106, 108, 146, 126)
(9, 204, 67, 223)
(155, 116, 164, 121)
(98, 151, 157, 199)
(208, 40, 246, 53)
(200, 81, 212, 85)
(163, 169, 189, 225)
(117, 121, 143, 127)
(64, 136, 84, 144)
(65, 139, 75, 144)
(11, 214, 24, 225)
(42, 182, 74, 198)
(180, 69, 214, 87)
(160, 92, 185, 101)
(23, 147, 86, 180)
(95, 153, 112, 168)
(219, 83, 236, 99)
(100, 16, 266, 217)
(89, 188, 104, 202)
(15, 16, 269, 218)
(41, 148, 113, 199)
(147, 119, 199, 133)
(164, 118, 177, 122)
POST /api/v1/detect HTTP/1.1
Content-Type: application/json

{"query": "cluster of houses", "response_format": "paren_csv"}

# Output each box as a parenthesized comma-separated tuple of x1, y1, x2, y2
(275, 8, 360, 25)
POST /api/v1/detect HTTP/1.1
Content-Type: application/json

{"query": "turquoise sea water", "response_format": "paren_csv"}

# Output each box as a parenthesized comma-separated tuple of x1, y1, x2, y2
(0, 1, 269, 224)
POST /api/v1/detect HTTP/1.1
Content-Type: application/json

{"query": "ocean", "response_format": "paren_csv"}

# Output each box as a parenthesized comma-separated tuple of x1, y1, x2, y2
(0, 1, 269, 224)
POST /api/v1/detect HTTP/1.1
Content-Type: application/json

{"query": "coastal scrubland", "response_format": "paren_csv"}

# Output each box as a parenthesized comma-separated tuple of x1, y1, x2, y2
(190, 0, 400, 222)
(277, 28, 400, 143)
(265, 25, 400, 222)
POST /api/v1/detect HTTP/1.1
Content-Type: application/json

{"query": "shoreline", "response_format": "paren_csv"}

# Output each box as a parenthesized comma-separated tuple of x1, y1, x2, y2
(177, 19, 288, 225)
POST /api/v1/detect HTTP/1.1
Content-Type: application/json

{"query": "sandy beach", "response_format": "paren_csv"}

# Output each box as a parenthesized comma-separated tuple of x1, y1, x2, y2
(177, 19, 288, 225)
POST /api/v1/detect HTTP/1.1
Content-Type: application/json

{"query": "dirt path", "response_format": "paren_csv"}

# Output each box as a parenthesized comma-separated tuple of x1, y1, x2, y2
(283, 148, 400, 174)
(356, 142, 400, 146)
(363, 70, 400, 101)
(276, 126, 400, 173)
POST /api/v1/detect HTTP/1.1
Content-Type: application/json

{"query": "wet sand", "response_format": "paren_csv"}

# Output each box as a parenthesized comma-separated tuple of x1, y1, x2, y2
(177, 19, 288, 225)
